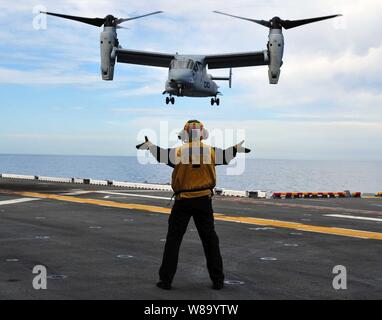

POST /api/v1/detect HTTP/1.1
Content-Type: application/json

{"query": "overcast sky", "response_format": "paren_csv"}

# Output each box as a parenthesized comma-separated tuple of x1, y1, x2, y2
(0, 0, 381, 160)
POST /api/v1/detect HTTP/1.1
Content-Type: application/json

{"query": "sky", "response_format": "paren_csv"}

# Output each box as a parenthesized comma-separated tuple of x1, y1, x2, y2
(0, 0, 381, 160)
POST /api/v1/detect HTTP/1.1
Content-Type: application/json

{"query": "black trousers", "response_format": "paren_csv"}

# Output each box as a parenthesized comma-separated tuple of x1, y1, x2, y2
(159, 196, 224, 284)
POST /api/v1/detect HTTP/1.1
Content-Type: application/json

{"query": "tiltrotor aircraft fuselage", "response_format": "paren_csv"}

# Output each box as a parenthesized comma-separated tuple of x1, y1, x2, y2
(41, 11, 341, 105)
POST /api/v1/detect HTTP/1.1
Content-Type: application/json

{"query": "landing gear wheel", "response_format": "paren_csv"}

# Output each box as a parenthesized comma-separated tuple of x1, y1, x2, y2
(170, 97, 175, 105)
(216, 98, 220, 106)
(166, 97, 170, 105)
(211, 98, 215, 106)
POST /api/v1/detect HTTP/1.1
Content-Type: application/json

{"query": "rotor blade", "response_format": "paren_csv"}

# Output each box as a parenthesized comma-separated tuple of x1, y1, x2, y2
(41, 11, 105, 27)
(116, 11, 163, 24)
(213, 11, 271, 28)
(281, 14, 342, 29)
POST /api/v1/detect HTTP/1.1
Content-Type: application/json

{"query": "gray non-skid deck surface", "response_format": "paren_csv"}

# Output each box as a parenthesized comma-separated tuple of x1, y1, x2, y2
(0, 179, 381, 299)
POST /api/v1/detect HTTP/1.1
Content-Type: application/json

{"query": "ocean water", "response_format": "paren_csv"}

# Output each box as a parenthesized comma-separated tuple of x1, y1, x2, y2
(0, 154, 381, 193)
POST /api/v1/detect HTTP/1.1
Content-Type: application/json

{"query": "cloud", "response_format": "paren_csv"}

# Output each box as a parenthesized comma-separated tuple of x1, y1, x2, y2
(0, 66, 99, 85)
(116, 85, 165, 97)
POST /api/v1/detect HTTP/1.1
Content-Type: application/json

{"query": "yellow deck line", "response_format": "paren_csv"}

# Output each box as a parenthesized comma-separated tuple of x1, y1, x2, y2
(1, 189, 382, 241)
(0, 190, 171, 214)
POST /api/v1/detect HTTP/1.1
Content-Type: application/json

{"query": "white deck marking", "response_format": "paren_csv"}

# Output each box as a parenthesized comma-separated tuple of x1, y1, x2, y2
(0, 198, 40, 206)
(325, 214, 382, 222)
(108, 189, 165, 193)
(95, 191, 172, 201)
(60, 191, 93, 196)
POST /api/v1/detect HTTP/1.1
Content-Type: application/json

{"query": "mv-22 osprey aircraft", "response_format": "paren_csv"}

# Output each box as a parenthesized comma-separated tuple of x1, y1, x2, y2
(42, 11, 341, 106)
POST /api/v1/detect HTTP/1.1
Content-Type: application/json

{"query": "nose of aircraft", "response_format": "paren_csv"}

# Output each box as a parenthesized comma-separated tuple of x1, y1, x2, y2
(169, 69, 194, 85)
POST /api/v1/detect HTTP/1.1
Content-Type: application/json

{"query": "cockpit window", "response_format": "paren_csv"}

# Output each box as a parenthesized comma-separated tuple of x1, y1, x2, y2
(187, 60, 194, 69)
(170, 59, 195, 70)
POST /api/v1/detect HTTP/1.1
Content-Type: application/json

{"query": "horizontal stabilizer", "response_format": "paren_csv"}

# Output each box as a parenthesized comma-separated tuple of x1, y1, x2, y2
(211, 68, 233, 88)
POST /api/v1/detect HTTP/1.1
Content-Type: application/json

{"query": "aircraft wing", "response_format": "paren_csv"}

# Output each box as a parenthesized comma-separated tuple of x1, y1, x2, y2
(116, 49, 175, 68)
(204, 51, 269, 69)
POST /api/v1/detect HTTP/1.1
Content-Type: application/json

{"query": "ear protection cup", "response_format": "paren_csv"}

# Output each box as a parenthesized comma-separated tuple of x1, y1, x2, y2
(178, 129, 187, 141)
(202, 128, 209, 140)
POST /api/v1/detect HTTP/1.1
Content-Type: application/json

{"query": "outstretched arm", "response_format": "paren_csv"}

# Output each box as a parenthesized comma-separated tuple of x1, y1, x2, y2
(136, 136, 176, 168)
(214, 140, 251, 165)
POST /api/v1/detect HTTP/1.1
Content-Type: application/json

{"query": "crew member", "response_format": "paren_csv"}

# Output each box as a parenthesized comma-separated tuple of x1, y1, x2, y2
(136, 120, 251, 290)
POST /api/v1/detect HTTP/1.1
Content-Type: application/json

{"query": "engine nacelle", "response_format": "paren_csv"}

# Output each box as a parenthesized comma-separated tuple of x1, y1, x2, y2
(267, 29, 284, 84)
(100, 27, 118, 81)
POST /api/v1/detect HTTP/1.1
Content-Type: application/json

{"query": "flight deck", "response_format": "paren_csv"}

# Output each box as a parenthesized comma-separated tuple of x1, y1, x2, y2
(0, 178, 381, 300)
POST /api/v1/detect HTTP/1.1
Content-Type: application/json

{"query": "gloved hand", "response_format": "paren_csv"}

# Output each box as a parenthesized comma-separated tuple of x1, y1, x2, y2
(235, 140, 251, 153)
(136, 136, 154, 150)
